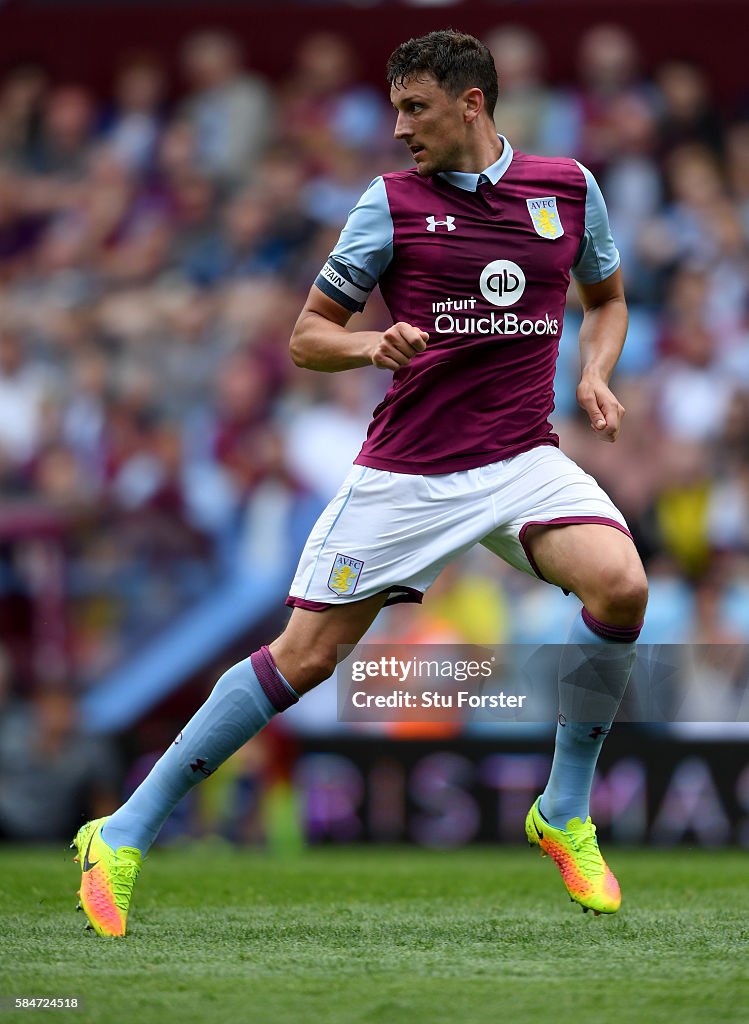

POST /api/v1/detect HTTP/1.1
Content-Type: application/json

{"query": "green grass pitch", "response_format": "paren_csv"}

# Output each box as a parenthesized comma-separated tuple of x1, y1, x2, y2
(2, 845, 748, 1024)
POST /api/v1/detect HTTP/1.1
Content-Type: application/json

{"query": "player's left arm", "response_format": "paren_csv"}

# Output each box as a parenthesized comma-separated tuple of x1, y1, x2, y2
(575, 268, 628, 443)
(571, 162, 628, 443)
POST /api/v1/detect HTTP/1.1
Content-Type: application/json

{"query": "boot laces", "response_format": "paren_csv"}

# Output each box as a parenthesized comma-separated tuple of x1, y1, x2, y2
(569, 822, 603, 877)
(111, 860, 140, 910)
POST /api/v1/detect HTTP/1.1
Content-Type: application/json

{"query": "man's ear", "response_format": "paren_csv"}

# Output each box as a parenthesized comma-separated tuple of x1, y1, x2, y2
(462, 87, 485, 124)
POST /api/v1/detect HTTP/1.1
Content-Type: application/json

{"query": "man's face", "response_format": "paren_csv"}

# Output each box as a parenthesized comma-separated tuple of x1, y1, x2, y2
(390, 74, 467, 177)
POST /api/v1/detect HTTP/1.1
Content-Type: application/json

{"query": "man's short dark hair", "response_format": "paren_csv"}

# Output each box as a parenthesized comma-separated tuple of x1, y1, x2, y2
(386, 29, 498, 117)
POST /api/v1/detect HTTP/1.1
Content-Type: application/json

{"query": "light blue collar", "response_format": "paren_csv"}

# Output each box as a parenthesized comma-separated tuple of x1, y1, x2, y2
(438, 136, 513, 192)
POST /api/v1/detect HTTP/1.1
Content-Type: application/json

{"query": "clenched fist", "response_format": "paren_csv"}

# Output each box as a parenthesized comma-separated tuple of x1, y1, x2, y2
(371, 322, 429, 370)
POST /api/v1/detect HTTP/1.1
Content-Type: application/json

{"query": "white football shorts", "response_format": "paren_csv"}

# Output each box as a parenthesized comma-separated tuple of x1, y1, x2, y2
(286, 445, 630, 610)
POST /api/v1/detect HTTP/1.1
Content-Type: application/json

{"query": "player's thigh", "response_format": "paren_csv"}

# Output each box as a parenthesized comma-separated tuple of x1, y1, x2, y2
(525, 522, 648, 623)
(270, 592, 389, 695)
(289, 465, 496, 607)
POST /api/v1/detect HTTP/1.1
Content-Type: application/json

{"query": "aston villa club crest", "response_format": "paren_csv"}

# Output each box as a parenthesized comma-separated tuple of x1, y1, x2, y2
(526, 196, 564, 239)
(328, 553, 364, 596)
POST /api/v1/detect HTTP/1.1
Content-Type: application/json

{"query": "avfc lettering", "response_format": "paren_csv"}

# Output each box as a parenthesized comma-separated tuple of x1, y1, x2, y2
(526, 196, 564, 239)
(328, 553, 364, 596)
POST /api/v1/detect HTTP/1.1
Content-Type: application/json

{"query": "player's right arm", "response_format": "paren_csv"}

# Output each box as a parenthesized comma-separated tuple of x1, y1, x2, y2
(290, 287, 428, 372)
(289, 176, 428, 373)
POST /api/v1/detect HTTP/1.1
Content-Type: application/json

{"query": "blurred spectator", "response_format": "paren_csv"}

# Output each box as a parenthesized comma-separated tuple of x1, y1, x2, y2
(179, 30, 274, 190)
(656, 60, 724, 159)
(62, 347, 109, 479)
(726, 121, 749, 228)
(181, 184, 284, 285)
(708, 391, 749, 554)
(303, 144, 373, 227)
(709, 466, 749, 557)
(0, 163, 46, 278)
(0, 683, 121, 842)
(104, 52, 168, 175)
(211, 347, 280, 488)
(637, 144, 732, 301)
(601, 93, 662, 294)
(0, 321, 51, 467)
(0, 63, 48, 169)
(651, 440, 712, 577)
(253, 142, 318, 274)
(31, 85, 96, 179)
(676, 573, 748, 721)
(163, 170, 219, 274)
(572, 24, 655, 173)
(283, 372, 374, 500)
(278, 32, 389, 167)
(86, 146, 174, 286)
(653, 269, 734, 442)
(485, 25, 577, 156)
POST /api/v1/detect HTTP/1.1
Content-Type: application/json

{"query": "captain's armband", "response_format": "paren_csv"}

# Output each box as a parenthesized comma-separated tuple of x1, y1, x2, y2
(315, 259, 372, 313)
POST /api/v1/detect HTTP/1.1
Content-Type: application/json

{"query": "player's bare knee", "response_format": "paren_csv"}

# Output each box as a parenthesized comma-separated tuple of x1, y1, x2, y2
(615, 576, 648, 622)
(596, 563, 648, 623)
(299, 648, 339, 685)
(271, 635, 338, 690)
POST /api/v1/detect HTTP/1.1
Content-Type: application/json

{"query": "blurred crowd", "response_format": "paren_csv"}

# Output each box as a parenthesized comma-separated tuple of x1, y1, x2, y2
(1, 23, 749, 707)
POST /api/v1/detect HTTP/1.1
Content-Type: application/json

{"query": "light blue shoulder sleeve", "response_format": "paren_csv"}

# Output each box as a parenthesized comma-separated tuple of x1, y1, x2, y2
(571, 162, 621, 283)
(314, 177, 394, 312)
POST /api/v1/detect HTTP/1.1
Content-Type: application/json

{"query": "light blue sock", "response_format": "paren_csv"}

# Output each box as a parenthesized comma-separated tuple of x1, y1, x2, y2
(102, 656, 292, 854)
(539, 610, 638, 829)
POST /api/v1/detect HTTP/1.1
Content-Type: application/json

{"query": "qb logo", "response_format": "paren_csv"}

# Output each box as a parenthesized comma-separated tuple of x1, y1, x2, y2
(426, 215, 456, 232)
(479, 259, 526, 307)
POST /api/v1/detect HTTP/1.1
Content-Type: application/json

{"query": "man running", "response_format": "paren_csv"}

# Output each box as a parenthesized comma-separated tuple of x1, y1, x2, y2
(73, 29, 646, 936)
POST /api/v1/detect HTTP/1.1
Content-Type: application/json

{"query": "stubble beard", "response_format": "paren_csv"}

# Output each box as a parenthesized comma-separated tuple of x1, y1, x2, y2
(415, 138, 465, 178)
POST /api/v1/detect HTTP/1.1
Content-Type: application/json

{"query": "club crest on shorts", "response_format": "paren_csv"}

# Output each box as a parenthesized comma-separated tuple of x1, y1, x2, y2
(526, 196, 564, 239)
(328, 553, 364, 596)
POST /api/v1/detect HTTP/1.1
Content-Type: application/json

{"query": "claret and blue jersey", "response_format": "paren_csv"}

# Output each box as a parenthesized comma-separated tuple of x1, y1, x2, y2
(314, 137, 620, 476)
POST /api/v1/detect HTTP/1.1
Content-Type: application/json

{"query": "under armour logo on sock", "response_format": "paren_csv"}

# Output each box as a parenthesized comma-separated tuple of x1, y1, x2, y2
(589, 725, 611, 739)
(190, 758, 214, 776)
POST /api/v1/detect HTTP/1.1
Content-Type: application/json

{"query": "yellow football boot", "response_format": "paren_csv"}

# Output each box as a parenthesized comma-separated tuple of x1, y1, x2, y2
(71, 817, 142, 937)
(525, 797, 621, 915)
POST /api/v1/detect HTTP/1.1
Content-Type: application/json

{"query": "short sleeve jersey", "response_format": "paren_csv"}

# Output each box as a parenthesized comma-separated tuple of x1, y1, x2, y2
(315, 138, 620, 474)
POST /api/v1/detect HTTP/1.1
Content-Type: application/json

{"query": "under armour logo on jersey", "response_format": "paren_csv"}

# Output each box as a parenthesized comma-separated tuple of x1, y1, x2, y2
(426, 215, 456, 232)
